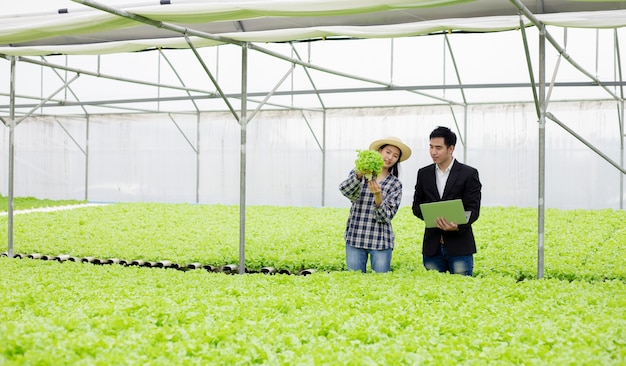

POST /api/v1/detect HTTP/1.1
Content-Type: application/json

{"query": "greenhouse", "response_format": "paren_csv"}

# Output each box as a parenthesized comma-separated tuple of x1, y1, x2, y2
(1, 1, 626, 364)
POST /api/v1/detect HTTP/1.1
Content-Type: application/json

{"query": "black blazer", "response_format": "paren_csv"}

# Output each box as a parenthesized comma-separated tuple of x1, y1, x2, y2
(412, 160, 482, 256)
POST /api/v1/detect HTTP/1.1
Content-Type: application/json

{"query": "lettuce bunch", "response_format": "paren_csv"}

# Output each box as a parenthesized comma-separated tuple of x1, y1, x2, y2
(355, 149, 384, 180)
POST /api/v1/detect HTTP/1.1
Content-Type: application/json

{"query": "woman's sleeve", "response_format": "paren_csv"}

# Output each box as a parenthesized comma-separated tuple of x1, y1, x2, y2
(374, 180, 402, 223)
(339, 169, 362, 202)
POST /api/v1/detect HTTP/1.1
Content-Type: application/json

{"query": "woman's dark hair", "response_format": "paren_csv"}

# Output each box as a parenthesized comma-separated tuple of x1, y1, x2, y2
(429, 126, 457, 147)
(379, 144, 401, 178)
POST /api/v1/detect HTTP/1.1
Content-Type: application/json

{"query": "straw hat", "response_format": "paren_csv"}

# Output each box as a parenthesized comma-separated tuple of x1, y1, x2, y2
(369, 136, 412, 162)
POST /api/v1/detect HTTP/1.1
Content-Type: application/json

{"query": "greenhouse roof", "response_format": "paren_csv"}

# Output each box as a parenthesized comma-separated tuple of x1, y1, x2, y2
(1, 0, 626, 56)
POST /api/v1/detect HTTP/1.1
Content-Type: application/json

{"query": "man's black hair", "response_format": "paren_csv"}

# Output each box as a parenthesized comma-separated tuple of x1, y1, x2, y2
(429, 126, 457, 147)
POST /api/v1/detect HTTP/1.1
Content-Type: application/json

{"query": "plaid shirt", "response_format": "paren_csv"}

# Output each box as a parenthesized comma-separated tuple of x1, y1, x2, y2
(339, 169, 403, 250)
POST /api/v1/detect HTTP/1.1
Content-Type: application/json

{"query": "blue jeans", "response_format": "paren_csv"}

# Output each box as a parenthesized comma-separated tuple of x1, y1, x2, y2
(346, 244, 393, 273)
(423, 244, 474, 276)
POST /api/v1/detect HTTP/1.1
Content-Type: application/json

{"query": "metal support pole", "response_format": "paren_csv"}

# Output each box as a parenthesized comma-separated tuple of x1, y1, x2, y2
(196, 113, 201, 204)
(7, 56, 16, 258)
(322, 110, 327, 206)
(238, 44, 248, 275)
(618, 100, 626, 210)
(463, 105, 468, 161)
(85, 115, 90, 201)
(615, 29, 624, 210)
(538, 26, 546, 279)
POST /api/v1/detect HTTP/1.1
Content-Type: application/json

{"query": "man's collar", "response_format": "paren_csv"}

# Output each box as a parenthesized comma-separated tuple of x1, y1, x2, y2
(436, 157, 455, 173)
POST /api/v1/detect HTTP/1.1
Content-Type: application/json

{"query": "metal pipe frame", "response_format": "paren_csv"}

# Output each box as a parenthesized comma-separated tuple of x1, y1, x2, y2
(2, 0, 624, 276)
(510, 0, 626, 278)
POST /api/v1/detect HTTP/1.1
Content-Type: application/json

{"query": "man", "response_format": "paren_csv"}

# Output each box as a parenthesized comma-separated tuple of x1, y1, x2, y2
(412, 126, 482, 276)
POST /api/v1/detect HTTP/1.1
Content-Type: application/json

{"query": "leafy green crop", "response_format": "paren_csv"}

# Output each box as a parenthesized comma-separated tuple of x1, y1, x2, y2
(1, 199, 626, 364)
(354, 149, 384, 180)
(0, 195, 85, 212)
(2, 202, 626, 281)
(0, 259, 624, 365)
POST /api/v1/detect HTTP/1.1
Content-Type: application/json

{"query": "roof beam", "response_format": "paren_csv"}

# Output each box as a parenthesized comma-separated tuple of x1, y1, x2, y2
(71, 0, 245, 46)
(510, 0, 623, 102)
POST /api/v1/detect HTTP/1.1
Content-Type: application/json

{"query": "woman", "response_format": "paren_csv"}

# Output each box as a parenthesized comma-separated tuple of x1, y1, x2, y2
(339, 136, 412, 273)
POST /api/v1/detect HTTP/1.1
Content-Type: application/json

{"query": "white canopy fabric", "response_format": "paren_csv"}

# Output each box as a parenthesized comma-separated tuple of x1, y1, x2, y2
(1, 0, 626, 56)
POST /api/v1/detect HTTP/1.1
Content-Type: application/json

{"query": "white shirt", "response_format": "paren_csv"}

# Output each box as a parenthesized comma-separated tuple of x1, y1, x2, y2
(435, 158, 455, 198)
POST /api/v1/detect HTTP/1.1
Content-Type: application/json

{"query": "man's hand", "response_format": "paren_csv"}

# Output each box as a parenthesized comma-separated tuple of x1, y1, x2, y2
(435, 217, 458, 231)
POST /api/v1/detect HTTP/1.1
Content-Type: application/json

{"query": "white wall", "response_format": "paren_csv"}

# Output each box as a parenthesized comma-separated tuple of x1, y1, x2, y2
(1, 101, 624, 209)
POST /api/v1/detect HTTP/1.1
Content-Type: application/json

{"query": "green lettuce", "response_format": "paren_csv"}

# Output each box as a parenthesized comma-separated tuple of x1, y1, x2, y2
(354, 149, 384, 180)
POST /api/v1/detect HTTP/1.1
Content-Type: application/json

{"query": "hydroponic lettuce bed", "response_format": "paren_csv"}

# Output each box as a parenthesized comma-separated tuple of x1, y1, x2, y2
(0, 258, 624, 365)
(0, 202, 625, 364)
(1, 202, 625, 280)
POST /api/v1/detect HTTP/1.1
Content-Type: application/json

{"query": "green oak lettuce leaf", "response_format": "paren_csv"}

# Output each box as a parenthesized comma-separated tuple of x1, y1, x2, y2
(354, 150, 384, 180)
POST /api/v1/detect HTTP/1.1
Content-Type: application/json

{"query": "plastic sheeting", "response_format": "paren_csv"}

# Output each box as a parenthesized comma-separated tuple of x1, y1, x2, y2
(1, 0, 626, 56)
(1, 101, 623, 209)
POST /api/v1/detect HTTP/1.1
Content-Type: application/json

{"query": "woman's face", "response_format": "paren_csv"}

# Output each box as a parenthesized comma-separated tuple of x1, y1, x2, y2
(379, 144, 401, 168)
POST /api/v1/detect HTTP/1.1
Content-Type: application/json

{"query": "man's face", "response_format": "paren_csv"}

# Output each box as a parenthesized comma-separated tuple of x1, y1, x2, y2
(429, 137, 454, 166)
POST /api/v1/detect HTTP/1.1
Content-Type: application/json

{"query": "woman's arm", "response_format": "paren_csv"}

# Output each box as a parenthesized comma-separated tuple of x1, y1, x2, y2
(374, 179, 402, 223)
(339, 169, 363, 202)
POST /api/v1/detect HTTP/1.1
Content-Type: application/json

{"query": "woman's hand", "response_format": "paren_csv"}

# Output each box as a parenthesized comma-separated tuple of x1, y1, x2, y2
(367, 180, 380, 194)
(356, 169, 370, 180)
(368, 180, 382, 206)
